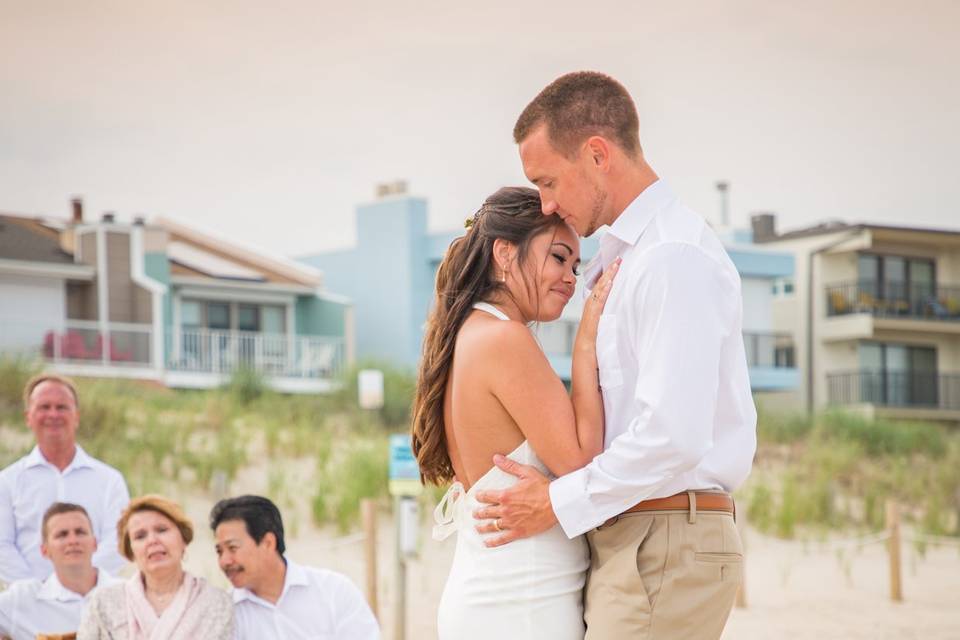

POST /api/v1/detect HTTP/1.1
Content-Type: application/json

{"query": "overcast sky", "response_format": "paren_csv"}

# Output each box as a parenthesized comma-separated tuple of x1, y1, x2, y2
(2, 0, 957, 257)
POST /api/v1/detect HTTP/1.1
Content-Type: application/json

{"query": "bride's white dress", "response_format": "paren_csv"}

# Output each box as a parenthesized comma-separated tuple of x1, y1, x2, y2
(432, 303, 589, 640)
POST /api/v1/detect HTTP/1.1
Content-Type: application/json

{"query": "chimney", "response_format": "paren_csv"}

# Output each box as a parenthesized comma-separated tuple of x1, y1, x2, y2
(375, 180, 409, 199)
(715, 181, 729, 227)
(751, 213, 777, 242)
(71, 197, 83, 223)
(102, 212, 115, 223)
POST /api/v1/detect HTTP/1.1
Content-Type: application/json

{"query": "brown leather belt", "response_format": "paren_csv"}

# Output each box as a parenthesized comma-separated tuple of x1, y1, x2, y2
(603, 491, 735, 527)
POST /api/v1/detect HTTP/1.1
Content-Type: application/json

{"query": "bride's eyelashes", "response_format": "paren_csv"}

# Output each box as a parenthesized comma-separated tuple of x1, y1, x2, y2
(552, 253, 581, 276)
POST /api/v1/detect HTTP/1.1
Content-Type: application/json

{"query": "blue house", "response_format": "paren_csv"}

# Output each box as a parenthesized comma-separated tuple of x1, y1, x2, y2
(301, 184, 797, 393)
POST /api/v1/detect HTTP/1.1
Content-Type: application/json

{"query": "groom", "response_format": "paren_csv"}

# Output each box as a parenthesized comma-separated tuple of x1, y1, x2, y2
(474, 71, 757, 639)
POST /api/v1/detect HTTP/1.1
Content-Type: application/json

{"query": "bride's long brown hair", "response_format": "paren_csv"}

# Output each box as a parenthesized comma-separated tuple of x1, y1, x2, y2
(411, 186, 566, 485)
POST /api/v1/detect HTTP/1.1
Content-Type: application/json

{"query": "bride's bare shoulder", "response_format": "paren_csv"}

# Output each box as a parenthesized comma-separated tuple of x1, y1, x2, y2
(456, 314, 543, 367)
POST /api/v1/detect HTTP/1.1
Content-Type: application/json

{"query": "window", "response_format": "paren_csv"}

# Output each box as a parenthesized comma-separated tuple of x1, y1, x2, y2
(858, 253, 935, 309)
(858, 342, 937, 406)
(238, 304, 259, 332)
(772, 278, 795, 297)
(207, 303, 230, 330)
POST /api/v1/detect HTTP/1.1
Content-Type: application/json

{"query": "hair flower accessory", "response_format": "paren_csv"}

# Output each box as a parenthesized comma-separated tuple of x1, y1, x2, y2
(464, 209, 483, 230)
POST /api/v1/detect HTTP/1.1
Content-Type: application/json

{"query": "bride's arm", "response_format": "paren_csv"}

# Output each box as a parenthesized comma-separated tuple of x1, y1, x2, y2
(569, 258, 620, 462)
(487, 260, 620, 477)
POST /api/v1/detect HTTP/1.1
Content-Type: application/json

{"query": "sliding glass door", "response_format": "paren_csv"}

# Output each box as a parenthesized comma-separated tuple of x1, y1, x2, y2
(858, 342, 937, 406)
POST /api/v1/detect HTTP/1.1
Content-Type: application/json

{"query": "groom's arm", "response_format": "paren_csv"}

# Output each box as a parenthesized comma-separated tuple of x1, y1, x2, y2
(550, 244, 740, 537)
(477, 245, 745, 544)
(473, 455, 557, 544)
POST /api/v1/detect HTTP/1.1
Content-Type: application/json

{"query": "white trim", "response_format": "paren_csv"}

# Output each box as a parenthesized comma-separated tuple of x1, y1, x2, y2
(156, 215, 324, 286)
(95, 227, 109, 364)
(171, 276, 314, 297)
(0, 258, 95, 280)
(57, 319, 152, 332)
(175, 284, 298, 305)
(172, 295, 182, 367)
(286, 300, 295, 363)
(130, 226, 168, 372)
(47, 362, 163, 382)
(313, 290, 353, 306)
(164, 370, 338, 394)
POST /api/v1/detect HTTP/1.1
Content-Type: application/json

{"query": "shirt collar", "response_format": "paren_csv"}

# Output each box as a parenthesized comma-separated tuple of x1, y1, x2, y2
(581, 180, 674, 292)
(24, 444, 94, 471)
(605, 179, 674, 247)
(233, 558, 309, 607)
(36, 570, 100, 602)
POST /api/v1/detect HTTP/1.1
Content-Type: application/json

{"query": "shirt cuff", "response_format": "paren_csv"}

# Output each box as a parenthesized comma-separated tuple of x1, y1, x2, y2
(549, 467, 596, 539)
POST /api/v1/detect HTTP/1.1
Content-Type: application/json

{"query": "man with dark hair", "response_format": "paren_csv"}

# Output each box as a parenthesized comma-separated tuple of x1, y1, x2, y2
(475, 71, 757, 639)
(211, 495, 379, 640)
(0, 374, 129, 582)
(0, 503, 117, 640)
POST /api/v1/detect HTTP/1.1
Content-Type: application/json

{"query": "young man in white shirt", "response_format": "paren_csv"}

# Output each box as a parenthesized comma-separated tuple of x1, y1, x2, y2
(474, 72, 757, 639)
(0, 374, 129, 583)
(211, 495, 379, 640)
(0, 503, 117, 640)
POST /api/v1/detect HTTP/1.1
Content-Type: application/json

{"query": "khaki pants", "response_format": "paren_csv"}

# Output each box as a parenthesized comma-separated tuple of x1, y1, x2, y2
(584, 500, 742, 639)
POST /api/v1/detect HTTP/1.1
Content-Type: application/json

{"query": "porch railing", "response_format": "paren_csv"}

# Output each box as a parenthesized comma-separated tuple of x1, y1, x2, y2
(826, 370, 960, 411)
(743, 332, 795, 368)
(0, 319, 153, 366)
(166, 328, 344, 379)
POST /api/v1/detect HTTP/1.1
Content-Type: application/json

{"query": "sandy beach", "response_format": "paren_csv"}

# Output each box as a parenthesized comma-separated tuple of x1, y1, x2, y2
(178, 486, 960, 640)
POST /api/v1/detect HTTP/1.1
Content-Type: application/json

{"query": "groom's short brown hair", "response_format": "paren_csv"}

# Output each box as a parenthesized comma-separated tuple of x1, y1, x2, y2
(513, 71, 641, 160)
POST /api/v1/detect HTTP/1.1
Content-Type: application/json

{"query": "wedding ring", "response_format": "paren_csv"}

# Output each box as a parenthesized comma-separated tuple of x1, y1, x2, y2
(493, 518, 502, 532)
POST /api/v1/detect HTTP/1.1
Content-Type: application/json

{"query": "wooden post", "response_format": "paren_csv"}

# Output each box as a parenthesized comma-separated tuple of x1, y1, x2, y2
(735, 506, 747, 609)
(361, 498, 379, 619)
(886, 499, 902, 602)
(393, 496, 407, 640)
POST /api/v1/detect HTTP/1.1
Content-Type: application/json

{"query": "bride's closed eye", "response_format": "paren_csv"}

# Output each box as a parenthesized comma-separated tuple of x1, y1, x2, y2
(552, 253, 581, 276)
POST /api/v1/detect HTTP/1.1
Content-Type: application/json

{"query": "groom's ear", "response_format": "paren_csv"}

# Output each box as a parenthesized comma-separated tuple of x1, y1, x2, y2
(584, 136, 611, 172)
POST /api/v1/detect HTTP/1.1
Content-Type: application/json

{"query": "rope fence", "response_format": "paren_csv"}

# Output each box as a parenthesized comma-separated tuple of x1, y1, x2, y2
(737, 499, 960, 608)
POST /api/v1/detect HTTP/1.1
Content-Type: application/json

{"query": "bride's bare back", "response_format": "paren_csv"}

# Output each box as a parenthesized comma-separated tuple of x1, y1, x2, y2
(443, 310, 537, 490)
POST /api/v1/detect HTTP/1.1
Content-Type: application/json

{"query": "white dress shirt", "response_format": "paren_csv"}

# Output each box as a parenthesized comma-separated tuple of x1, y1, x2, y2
(0, 568, 117, 640)
(550, 180, 757, 538)
(0, 446, 130, 582)
(232, 560, 379, 640)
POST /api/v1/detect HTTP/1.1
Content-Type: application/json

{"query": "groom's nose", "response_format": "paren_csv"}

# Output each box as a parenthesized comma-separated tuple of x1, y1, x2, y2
(541, 198, 558, 215)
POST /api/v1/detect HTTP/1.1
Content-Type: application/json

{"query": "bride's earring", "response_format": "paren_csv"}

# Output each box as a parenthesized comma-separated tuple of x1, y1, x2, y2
(500, 269, 507, 283)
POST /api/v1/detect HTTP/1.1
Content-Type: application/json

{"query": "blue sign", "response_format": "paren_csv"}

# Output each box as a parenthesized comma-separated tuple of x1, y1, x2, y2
(389, 434, 423, 496)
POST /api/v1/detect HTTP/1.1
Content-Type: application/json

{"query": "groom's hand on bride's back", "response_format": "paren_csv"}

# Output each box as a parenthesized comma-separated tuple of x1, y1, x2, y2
(473, 455, 558, 547)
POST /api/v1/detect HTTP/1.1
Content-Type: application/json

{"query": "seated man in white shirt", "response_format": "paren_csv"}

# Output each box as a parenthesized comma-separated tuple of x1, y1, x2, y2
(0, 374, 129, 583)
(0, 502, 117, 640)
(211, 495, 379, 640)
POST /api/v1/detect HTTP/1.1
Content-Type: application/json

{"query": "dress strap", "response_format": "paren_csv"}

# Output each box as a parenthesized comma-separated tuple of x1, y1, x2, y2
(432, 481, 465, 541)
(472, 301, 510, 321)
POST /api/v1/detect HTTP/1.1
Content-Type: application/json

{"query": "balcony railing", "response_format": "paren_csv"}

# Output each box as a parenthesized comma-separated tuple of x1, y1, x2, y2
(825, 281, 960, 321)
(0, 319, 344, 381)
(0, 319, 154, 366)
(827, 370, 960, 410)
(538, 321, 796, 369)
(167, 328, 344, 379)
(743, 332, 795, 368)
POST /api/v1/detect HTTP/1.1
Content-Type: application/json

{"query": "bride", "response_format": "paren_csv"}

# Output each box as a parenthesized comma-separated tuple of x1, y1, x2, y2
(411, 186, 619, 640)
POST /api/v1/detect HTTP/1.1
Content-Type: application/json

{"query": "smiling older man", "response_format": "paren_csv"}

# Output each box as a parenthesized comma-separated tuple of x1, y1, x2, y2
(211, 495, 379, 640)
(0, 503, 117, 640)
(0, 374, 129, 583)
